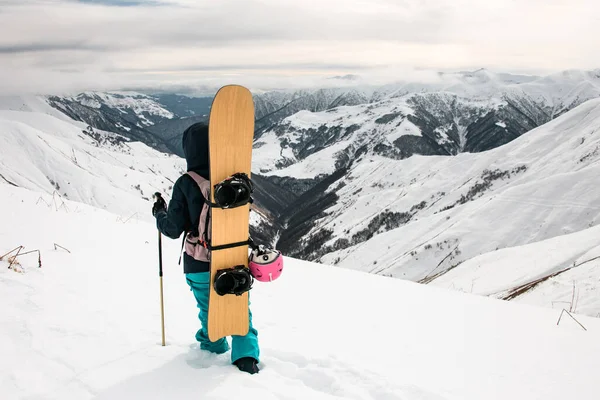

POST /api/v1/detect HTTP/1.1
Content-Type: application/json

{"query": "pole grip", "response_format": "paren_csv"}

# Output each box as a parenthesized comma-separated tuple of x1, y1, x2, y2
(158, 231, 163, 278)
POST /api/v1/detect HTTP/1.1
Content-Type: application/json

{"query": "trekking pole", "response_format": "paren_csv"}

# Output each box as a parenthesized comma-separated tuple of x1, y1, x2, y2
(154, 192, 166, 347)
(158, 229, 166, 346)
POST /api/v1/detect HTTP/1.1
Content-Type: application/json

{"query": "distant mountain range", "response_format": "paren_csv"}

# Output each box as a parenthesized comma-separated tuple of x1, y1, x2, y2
(2, 68, 600, 316)
(16, 68, 600, 267)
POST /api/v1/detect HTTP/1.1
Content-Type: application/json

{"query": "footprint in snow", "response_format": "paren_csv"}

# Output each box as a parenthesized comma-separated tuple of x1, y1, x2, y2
(180, 345, 450, 400)
(258, 349, 441, 400)
(184, 343, 230, 370)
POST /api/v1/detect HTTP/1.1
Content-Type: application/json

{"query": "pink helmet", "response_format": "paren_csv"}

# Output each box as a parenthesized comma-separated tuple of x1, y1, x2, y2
(248, 246, 283, 282)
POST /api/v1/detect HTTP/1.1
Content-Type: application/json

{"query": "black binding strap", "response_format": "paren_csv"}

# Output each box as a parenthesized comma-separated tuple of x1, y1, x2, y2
(204, 197, 253, 208)
(185, 237, 254, 252)
(206, 239, 253, 251)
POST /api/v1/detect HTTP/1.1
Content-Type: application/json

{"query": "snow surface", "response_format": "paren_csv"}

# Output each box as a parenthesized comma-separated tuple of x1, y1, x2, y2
(430, 224, 600, 315)
(0, 95, 77, 122)
(388, 118, 421, 142)
(2, 183, 600, 400)
(252, 130, 297, 174)
(0, 109, 184, 218)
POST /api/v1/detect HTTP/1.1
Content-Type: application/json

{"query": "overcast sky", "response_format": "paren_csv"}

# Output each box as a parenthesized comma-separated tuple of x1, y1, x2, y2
(1, 0, 599, 94)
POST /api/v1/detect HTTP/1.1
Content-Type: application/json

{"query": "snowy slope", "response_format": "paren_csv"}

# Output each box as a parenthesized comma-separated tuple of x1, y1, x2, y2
(277, 98, 600, 316)
(69, 91, 174, 125)
(0, 108, 184, 219)
(2, 183, 600, 400)
(0, 95, 77, 121)
(0, 106, 270, 238)
(430, 225, 600, 316)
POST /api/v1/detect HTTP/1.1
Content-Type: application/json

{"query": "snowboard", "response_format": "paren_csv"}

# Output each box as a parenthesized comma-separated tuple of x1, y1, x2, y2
(206, 85, 255, 342)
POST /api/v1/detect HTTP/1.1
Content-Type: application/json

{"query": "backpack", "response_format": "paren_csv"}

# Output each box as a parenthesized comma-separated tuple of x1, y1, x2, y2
(182, 171, 255, 264)
(183, 171, 212, 262)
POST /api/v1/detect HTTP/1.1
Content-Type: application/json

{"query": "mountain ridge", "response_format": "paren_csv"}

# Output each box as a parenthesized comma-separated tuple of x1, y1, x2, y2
(276, 98, 600, 293)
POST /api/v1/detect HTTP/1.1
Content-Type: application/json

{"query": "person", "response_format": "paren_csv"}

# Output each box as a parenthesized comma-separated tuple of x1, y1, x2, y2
(151, 122, 260, 374)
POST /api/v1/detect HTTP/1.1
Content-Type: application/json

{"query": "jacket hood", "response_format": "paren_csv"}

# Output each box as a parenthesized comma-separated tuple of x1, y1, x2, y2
(182, 122, 209, 177)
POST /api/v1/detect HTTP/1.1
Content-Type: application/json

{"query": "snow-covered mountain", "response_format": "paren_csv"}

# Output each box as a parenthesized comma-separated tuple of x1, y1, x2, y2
(46, 69, 600, 165)
(2, 182, 599, 400)
(40, 69, 600, 169)
(254, 69, 600, 179)
(46, 91, 213, 156)
(271, 97, 600, 316)
(3, 69, 600, 318)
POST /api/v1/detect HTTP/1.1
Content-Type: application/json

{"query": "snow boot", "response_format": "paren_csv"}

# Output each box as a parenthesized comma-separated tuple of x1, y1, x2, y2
(234, 357, 260, 374)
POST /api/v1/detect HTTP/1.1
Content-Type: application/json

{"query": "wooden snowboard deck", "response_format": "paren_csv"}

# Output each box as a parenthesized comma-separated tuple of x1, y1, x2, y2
(207, 85, 254, 341)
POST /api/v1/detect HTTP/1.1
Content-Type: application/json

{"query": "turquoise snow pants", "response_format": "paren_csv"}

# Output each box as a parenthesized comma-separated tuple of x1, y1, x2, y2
(185, 272, 260, 364)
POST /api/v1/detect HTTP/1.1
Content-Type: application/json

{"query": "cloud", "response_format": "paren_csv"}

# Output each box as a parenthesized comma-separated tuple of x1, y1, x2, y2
(0, 42, 111, 54)
(75, 0, 166, 6)
(0, 0, 598, 94)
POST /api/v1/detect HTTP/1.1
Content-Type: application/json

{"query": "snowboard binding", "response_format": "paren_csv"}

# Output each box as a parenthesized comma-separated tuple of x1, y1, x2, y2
(213, 265, 254, 296)
(213, 173, 254, 209)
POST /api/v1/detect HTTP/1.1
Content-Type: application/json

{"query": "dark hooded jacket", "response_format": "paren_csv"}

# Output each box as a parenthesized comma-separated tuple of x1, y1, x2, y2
(155, 122, 210, 273)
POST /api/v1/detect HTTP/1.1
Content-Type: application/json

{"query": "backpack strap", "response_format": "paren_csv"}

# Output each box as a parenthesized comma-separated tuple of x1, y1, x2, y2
(186, 171, 211, 203)
(185, 171, 255, 254)
(186, 171, 211, 239)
